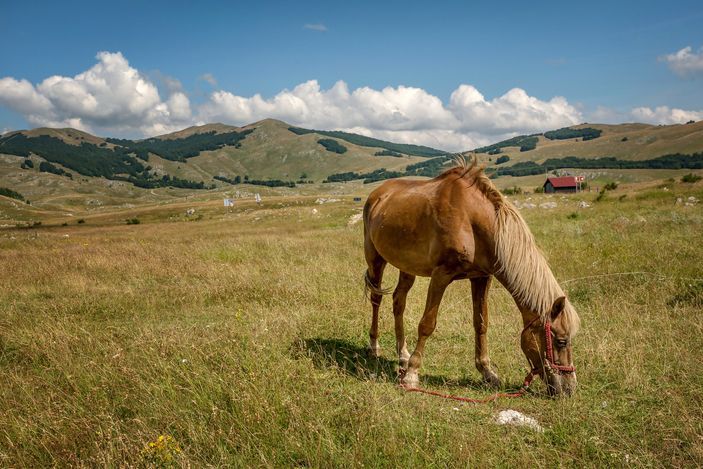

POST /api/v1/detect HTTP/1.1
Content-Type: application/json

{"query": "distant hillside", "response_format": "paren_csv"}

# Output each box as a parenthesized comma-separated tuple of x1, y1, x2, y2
(0, 131, 237, 189)
(474, 121, 703, 162)
(322, 121, 703, 183)
(1, 119, 702, 208)
(0, 119, 435, 196)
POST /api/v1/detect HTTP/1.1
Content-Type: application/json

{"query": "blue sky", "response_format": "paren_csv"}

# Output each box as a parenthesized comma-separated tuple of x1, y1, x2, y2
(1, 0, 702, 150)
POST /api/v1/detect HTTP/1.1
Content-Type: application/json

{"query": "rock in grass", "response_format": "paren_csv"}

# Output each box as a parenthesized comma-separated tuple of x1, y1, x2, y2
(494, 409, 544, 432)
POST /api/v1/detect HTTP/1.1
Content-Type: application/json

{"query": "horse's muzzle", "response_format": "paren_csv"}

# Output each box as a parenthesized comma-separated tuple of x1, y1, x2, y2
(546, 372, 577, 397)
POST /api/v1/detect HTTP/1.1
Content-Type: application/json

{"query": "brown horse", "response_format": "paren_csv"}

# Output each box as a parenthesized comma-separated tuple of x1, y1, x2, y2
(363, 157, 580, 396)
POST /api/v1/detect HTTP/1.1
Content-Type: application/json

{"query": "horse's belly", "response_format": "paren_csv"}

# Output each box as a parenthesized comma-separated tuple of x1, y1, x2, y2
(370, 219, 438, 277)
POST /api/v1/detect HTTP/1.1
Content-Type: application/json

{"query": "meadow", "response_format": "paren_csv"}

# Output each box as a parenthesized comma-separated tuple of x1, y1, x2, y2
(1, 178, 702, 467)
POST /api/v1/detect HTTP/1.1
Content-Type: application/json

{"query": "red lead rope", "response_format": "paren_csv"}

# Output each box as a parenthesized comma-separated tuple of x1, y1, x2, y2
(399, 371, 535, 403)
(398, 318, 575, 403)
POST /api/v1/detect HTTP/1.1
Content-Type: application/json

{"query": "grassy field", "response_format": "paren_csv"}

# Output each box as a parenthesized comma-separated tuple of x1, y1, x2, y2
(1, 177, 703, 466)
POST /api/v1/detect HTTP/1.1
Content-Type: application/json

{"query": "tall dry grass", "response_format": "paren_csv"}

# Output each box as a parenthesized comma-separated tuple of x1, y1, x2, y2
(1, 186, 702, 466)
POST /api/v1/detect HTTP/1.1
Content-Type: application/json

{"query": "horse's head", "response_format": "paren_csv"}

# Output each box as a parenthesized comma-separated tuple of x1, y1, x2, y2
(521, 296, 578, 396)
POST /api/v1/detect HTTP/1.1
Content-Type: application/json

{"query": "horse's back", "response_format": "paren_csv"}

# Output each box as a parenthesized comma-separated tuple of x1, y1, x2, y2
(363, 170, 497, 277)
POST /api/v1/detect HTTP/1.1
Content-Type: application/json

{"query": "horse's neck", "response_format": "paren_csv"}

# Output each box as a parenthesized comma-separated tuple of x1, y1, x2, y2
(491, 203, 564, 321)
(493, 261, 562, 321)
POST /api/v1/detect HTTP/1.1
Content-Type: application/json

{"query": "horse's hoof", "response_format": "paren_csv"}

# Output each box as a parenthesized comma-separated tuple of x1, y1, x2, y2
(399, 357, 409, 369)
(401, 370, 420, 388)
(366, 346, 381, 358)
(482, 371, 502, 389)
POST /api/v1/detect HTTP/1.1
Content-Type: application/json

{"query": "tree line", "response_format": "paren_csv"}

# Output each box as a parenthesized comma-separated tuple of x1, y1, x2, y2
(488, 153, 703, 178)
(288, 127, 447, 158)
(0, 133, 211, 189)
(325, 152, 703, 184)
(106, 129, 253, 162)
(215, 175, 296, 188)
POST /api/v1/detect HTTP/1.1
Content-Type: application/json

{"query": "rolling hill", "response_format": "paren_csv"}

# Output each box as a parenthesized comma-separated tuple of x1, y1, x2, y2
(0, 119, 445, 211)
(0, 119, 440, 185)
(476, 121, 703, 162)
(1, 118, 703, 216)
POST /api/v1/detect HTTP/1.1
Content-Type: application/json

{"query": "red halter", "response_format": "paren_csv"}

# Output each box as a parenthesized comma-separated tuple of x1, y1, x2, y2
(524, 316, 576, 376)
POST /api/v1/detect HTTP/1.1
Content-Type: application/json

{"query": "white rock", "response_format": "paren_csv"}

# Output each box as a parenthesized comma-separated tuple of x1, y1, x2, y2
(347, 213, 363, 226)
(494, 409, 544, 432)
(315, 197, 341, 204)
(539, 202, 558, 209)
(522, 203, 537, 209)
(687, 196, 699, 204)
(577, 201, 590, 209)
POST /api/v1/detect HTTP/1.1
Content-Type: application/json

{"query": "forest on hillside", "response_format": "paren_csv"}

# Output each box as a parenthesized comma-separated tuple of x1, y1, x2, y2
(107, 129, 252, 162)
(0, 133, 214, 189)
(288, 127, 447, 157)
(474, 127, 603, 155)
(324, 152, 703, 184)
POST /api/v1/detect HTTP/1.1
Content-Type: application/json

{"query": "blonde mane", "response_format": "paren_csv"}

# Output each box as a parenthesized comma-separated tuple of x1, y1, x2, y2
(453, 154, 580, 335)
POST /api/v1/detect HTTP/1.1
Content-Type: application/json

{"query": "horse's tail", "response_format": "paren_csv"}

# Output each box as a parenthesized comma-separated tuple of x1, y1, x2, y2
(364, 270, 393, 302)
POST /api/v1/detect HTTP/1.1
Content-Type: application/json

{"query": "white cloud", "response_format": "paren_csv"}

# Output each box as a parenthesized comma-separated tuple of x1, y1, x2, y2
(199, 73, 217, 86)
(660, 46, 703, 77)
(631, 106, 702, 125)
(303, 23, 327, 32)
(0, 53, 587, 150)
(0, 51, 192, 136)
(4, 50, 700, 151)
(198, 79, 583, 150)
(0, 77, 53, 118)
(449, 85, 581, 134)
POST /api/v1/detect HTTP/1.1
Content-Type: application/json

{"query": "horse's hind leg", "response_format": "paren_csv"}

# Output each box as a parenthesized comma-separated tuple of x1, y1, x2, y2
(403, 268, 452, 387)
(471, 276, 501, 388)
(393, 271, 415, 369)
(365, 248, 387, 358)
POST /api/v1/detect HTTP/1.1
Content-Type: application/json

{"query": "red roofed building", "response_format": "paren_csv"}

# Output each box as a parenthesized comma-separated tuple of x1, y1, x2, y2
(543, 176, 581, 193)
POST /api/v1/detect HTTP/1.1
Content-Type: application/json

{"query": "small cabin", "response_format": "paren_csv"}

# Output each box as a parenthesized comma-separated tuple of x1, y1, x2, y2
(543, 176, 579, 193)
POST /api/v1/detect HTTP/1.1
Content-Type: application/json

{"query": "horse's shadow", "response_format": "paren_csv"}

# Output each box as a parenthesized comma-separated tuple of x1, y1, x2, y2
(297, 337, 517, 390)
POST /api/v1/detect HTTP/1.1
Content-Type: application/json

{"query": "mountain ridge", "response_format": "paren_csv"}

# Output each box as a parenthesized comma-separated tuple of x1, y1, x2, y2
(2, 119, 702, 189)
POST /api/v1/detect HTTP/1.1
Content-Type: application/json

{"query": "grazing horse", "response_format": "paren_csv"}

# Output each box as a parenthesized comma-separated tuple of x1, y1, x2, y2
(363, 157, 580, 396)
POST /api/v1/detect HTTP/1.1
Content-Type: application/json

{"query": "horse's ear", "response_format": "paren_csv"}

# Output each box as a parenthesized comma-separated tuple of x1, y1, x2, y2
(550, 296, 566, 321)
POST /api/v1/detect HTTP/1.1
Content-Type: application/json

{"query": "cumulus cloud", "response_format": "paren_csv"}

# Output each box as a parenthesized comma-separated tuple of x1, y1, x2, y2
(449, 85, 581, 134)
(198, 79, 583, 150)
(660, 46, 703, 77)
(631, 106, 702, 125)
(0, 51, 192, 136)
(8, 50, 700, 151)
(303, 23, 327, 32)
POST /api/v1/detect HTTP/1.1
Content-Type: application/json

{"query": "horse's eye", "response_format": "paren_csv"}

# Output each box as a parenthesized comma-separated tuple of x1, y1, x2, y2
(556, 339, 569, 348)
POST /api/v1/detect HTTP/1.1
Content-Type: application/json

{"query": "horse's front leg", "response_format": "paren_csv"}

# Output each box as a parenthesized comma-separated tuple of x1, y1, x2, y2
(402, 269, 452, 387)
(393, 271, 415, 369)
(471, 276, 501, 388)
